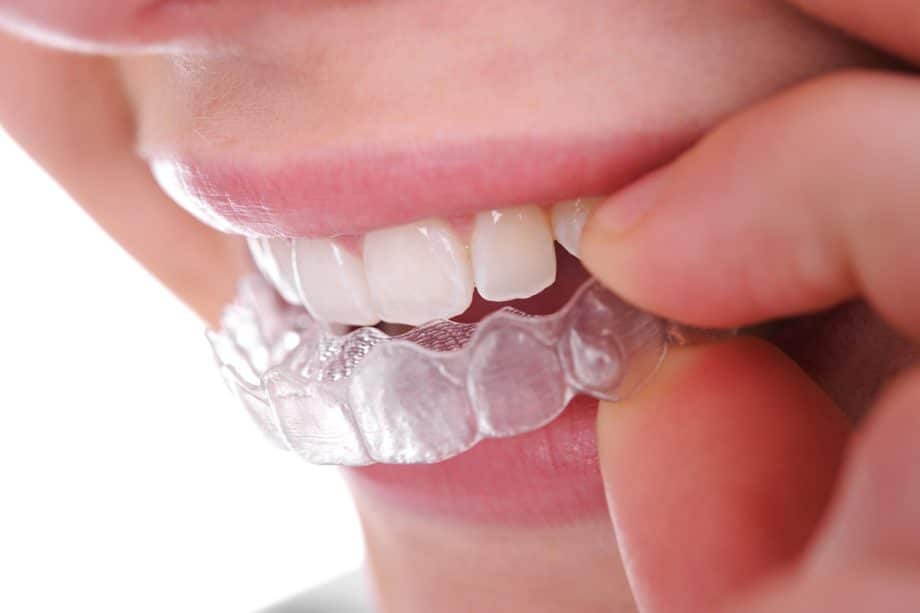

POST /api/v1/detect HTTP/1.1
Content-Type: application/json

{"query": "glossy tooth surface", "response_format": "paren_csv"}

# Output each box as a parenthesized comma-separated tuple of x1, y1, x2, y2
(249, 237, 300, 304)
(471, 205, 557, 301)
(293, 238, 380, 326)
(551, 197, 599, 257)
(247, 237, 278, 285)
(363, 219, 474, 326)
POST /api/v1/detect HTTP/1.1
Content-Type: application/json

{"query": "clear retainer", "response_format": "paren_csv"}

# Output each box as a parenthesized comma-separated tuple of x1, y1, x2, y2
(208, 274, 690, 466)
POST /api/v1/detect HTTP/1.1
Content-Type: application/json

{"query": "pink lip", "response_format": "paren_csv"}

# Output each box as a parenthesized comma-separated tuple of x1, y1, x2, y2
(347, 396, 607, 525)
(151, 132, 692, 238)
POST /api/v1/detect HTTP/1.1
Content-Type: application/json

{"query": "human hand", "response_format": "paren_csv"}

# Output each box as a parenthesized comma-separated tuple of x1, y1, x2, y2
(582, 2, 920, 611)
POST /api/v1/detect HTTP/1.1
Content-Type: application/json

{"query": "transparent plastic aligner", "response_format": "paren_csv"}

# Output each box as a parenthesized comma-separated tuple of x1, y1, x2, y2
(208, 275, 685, 466)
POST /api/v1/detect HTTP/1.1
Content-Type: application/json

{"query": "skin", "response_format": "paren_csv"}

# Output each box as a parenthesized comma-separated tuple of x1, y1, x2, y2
(581, 2, 920, 610)
(0, 1, 918, 611)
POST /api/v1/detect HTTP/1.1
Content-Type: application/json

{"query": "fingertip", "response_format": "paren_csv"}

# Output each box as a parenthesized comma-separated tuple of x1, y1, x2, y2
(579, 178, 664, 319)
(599, 338, 850, 613)
(580, 164, 730, 328)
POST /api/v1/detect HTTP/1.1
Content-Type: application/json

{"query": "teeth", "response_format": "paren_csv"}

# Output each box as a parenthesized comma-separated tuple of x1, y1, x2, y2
(250, 198, 602, 326)
(551, 197, 599, 257)
(269, 239, 301, 305)
(248, 237, 300, 304)
(247, 237, 275, 283)
(292, 238, 380, 326)
(471, 205, 557, 301)
(363, 219, 474, 326)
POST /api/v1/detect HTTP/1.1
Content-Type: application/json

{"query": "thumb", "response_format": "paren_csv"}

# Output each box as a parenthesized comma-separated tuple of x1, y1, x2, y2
(727, 368, 920, 613)
(599, 338, 851, 613)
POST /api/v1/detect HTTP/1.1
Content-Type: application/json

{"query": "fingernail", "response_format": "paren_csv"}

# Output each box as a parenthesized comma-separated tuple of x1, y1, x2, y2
(592, 167, 667, 234)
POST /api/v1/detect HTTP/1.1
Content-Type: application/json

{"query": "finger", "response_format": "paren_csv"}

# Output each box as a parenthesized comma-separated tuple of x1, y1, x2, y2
(0, 33, 248, 325)
(729, 369, 920, 613)
(806, 368, 920, 572)
(581, 70, 920, 339)
(730, 569, 920, 613)
(599, 338, 850, 613)
(788, 0, 920, 65)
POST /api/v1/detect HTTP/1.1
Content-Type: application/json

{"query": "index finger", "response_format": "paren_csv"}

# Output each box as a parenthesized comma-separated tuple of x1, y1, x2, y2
(580, 70, 920, 339)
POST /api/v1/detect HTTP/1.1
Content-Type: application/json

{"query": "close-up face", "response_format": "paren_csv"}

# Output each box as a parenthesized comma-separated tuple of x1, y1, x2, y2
(2, 2, 915, 612)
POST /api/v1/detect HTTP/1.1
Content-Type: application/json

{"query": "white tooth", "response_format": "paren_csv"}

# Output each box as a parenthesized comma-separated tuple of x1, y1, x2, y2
(265, 238, 300, 304)
(292, 238, 380, 326)
(551, 197, 599, 257)
(471, 205, 557, 301)
(248, 237, 299, 304)
(363, 219, 474, 326)
(247, 237, 278, 285)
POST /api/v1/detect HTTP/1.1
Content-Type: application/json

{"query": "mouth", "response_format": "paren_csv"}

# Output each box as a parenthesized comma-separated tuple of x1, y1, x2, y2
(156, 131, 916, 525)
(163, 132, 697, 523)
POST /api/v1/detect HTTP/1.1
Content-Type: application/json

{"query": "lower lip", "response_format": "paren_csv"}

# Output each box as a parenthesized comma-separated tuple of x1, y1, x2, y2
(345, 396, 607, 525)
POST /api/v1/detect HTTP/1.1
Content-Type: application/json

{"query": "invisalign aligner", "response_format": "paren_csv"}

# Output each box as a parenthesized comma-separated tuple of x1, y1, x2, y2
(209, 274, 695, 466)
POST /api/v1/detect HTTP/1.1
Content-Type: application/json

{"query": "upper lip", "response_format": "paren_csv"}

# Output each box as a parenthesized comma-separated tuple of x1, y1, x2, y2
(149, 132, 693, 239)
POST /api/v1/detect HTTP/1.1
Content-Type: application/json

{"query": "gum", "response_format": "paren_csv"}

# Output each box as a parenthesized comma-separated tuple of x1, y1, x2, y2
(208, 274, 688, 466)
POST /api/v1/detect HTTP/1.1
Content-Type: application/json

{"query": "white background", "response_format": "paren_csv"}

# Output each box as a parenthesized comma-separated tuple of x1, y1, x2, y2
(0, 129, 365, 612)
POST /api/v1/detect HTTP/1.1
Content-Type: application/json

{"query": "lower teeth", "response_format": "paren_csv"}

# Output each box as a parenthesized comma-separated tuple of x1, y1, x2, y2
(209, 274, 695, 466)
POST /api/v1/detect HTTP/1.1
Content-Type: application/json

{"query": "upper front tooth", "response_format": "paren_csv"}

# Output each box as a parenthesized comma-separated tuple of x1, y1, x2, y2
(249, 237, 300, 304)
(551, 197, 599, 257)
(293, 238, 380, 326)
(363, 219, 474, 326)
(471, 205, 557, 301)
